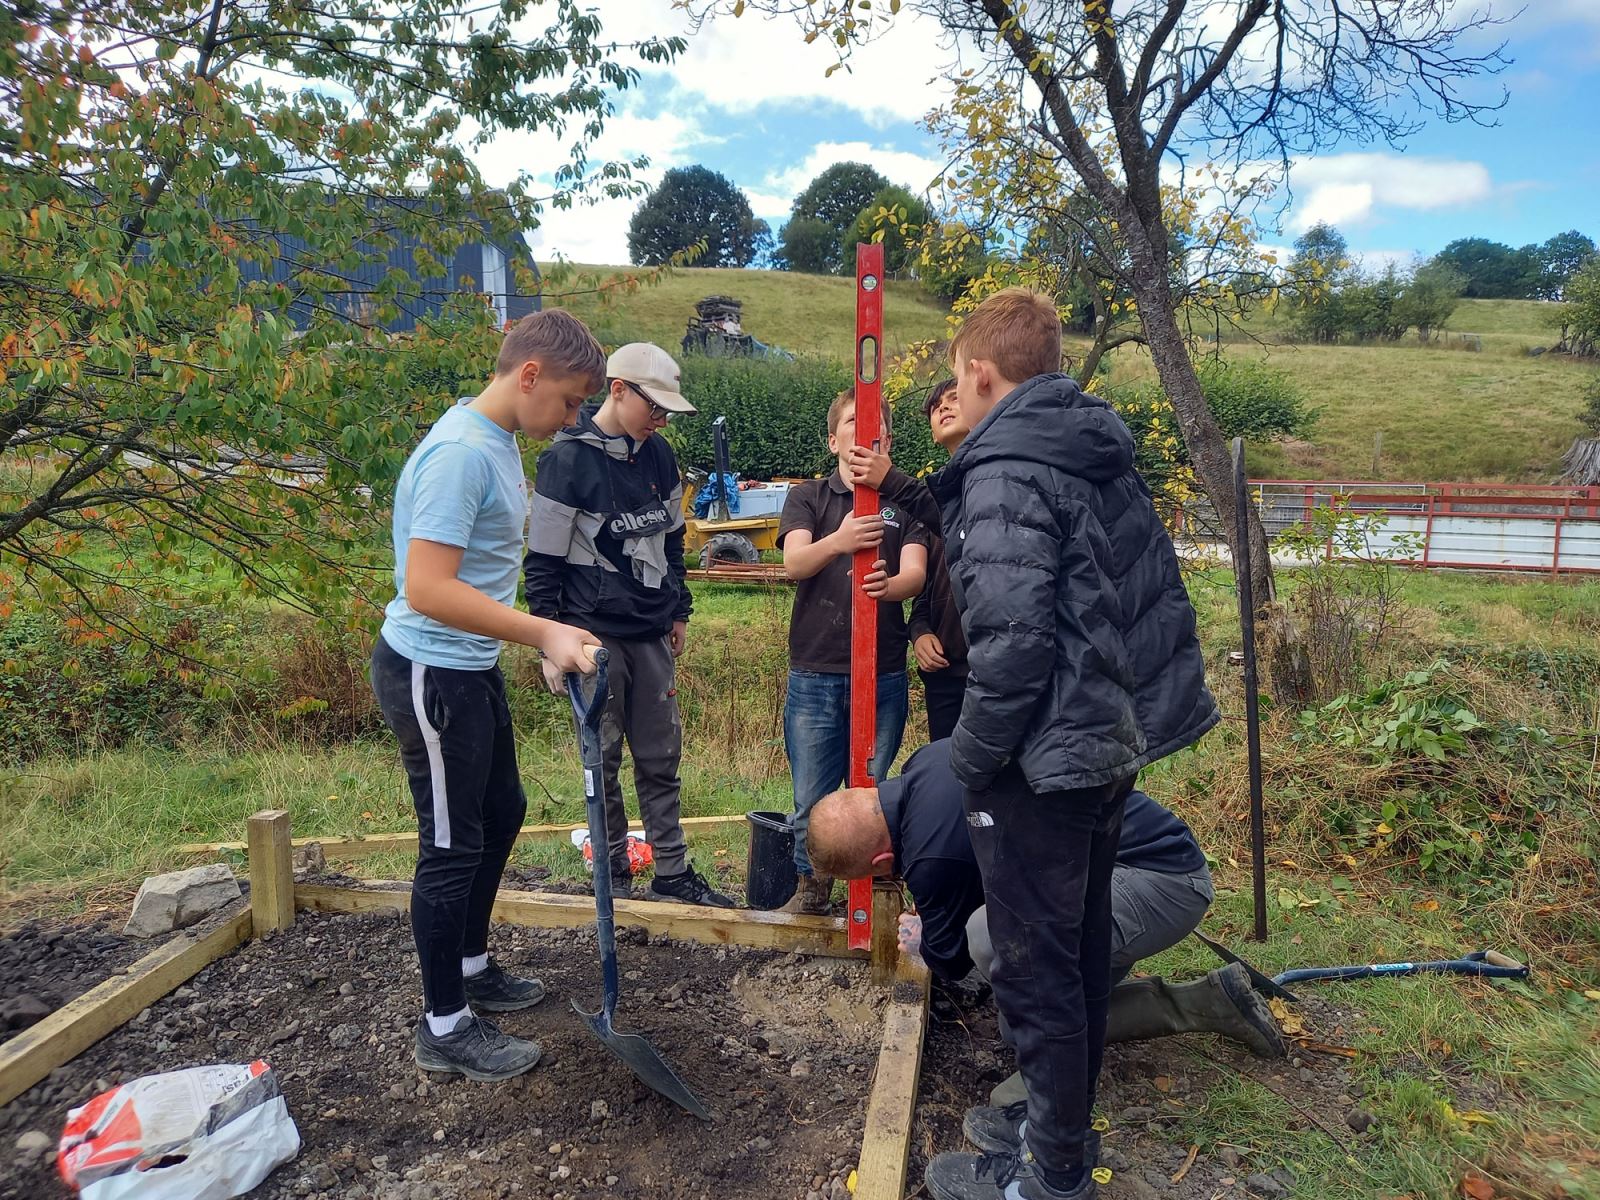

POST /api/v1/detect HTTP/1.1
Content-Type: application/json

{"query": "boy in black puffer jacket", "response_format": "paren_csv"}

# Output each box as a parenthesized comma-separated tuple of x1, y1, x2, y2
(920, 290, 1219, 1200)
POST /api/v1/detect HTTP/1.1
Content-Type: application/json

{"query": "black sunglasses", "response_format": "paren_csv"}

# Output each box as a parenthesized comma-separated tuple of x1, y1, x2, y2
(625, 381, 672, 422)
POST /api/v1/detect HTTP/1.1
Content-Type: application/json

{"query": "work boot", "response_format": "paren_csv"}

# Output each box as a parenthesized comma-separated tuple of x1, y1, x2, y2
(926, 1138, 1095, 1200)
(648, 865, 736, 908)
(413, 1014, 542, 1082)
(463, 957, 547, 1012)
(1105, 963, 1287, 1058)
(777, 873, 834, 915)
(962, 1102, 1100, 1166)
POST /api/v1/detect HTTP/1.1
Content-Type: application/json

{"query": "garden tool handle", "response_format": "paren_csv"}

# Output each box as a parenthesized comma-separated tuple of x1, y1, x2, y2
(566, 653, 619, 1020)
(1482, 950, 1526, 971)
(565, 646, 611, 730)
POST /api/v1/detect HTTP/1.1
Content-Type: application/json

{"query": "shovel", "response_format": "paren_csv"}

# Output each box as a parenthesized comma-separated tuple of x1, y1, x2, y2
(1272, 950, 1529, 987)
(566, 651, 711, 1121)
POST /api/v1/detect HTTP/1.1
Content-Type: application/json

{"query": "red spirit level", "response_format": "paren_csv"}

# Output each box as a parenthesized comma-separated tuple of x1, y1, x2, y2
(847, 242, 885, 953)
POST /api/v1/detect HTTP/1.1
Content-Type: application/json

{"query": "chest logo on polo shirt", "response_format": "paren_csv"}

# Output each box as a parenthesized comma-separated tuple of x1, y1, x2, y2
(967, 811, 994, 828)
(881, 505, 900, 528)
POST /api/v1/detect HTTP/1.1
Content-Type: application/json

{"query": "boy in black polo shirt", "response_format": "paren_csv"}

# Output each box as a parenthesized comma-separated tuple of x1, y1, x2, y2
(777, 389, 929, 914)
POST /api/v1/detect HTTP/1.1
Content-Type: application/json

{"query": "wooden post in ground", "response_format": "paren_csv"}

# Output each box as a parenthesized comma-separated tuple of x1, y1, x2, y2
(247, 810, 295, 936)
(870, 881, 903, 986)
(855, 954, 932, 1200)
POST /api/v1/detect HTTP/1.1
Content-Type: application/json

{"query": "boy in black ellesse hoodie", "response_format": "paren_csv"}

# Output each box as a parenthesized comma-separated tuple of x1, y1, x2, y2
(524, 342, 732, 909)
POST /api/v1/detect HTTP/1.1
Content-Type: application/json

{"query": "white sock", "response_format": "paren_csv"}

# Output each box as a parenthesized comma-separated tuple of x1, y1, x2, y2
(461, 953, 489, 978)
(426, 1006, 471, 1037)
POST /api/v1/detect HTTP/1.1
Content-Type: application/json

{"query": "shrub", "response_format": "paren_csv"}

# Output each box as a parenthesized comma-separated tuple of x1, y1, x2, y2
(667, 355, 944, 480)
(1192, 357, 1314, 443)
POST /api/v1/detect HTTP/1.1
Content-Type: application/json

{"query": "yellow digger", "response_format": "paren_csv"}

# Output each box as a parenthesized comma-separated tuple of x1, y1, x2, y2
(680, 416, 790, 569)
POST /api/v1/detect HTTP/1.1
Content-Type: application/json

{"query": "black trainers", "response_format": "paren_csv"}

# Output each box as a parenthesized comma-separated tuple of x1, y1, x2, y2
(648, 865, 736, 908)
(962, 1102, 1101, 1166)
(926, 1144, 1094, 1200)
(413, 1014, 542, 1082)
(463, 957, 547, 1012)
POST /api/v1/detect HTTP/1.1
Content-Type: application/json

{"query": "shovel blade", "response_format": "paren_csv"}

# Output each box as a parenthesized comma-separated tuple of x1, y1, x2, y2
(576, 1002, 711, 1122)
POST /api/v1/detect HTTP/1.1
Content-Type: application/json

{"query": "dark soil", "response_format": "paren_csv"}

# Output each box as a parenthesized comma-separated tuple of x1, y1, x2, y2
(0, 910, 887, 1200)
(914, 980, 1375, 1199)
(0, 919, 148, 1038)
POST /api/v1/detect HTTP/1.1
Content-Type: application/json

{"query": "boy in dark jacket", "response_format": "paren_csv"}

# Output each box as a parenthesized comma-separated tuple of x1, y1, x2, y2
(853, 379, 972, 741)
(524, 342, 733, 908)
(776, 390, 929, 914)
(922, 289, 1219, 1200)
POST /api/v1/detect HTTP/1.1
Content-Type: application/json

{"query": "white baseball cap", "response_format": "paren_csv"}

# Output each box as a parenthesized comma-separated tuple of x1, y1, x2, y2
(607, 342, 697, 415)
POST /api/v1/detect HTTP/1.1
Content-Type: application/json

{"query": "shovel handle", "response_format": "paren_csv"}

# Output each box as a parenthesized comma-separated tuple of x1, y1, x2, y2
(565, 646, 611, 733)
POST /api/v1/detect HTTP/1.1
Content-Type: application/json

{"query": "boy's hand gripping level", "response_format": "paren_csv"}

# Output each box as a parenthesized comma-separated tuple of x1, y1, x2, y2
(848, 242, 885, 952)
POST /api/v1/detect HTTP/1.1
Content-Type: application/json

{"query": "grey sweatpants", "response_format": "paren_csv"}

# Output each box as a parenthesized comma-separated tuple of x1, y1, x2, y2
(968, 864, 1214, 987)
(598, 633, 688, 877)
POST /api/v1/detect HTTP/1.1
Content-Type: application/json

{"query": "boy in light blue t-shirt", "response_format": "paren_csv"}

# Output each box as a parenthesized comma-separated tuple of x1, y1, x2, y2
(371, 309, 605, 1083)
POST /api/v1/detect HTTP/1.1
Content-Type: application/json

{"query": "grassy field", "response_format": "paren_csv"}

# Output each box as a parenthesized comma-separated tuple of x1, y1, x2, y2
(550, 265, 1596, 484)
(546, 263, 952, 360)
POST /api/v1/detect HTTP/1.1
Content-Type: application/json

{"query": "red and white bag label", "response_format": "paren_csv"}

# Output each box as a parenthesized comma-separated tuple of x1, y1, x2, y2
(58, 1061, 299, 1199)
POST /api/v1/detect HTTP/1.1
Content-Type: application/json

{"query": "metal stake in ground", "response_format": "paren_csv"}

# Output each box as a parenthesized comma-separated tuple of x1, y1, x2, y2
(1232, 437, 1269, 943)
(846, 242, 885, 954)
(566, 650, 711, 1120)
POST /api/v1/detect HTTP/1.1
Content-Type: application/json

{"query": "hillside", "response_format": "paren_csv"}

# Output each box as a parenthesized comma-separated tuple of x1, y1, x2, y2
(544, 264, 952, 360)
(547, 267, 1595, 483)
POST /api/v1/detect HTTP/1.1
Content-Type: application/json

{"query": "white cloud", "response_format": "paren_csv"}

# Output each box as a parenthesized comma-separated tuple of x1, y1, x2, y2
(1284, 152, 1495, 232)
(763, 141, 950, 207)
(596, 1, 960, 126)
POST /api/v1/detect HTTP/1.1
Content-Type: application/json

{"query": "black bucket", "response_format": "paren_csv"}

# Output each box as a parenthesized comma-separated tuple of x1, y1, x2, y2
(745, 811, 797, 910)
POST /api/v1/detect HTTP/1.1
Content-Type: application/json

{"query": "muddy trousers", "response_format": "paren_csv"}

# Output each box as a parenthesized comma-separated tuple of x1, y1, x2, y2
(963, 767, 1132, 1177)
(370, 637, 527, 1017)
(597, 634, 688, 877)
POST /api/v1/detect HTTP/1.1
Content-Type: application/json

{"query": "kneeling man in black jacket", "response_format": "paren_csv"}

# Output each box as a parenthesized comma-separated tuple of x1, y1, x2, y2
(807, 741, 1283, 1089)
(921, 289, 1220, 1200)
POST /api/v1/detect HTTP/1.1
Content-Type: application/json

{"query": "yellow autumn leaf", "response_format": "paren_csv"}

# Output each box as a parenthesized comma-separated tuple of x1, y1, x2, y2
(1584, 990, 1600, 1002)
(1268, 997, 1306, 1037)
(1458, 1111, 1494, 1125)
(1375, 821, 1393, 835)
(846, 1169, 857, 1194)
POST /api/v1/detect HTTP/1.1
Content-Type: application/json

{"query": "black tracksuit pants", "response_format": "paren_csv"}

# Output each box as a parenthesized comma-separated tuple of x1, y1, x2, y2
(370, 637, 527, 1016)
(963, 766, 1132, 1175)
(919, 668, 968, 744)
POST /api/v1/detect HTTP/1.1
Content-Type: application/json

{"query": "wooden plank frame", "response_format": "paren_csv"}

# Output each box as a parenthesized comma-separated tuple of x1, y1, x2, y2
(0, 909, 251, 1108)
(178, 813, 745, 860)
(4, 811, 931, 1200)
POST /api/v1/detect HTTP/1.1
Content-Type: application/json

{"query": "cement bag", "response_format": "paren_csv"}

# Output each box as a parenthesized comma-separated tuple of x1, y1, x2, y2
(57, 1060, 299, 1200)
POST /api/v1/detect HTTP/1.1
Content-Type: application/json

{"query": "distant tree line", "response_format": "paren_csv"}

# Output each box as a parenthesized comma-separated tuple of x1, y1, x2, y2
(626, 160, 987, 301)
(1285, 222, 1597, 345)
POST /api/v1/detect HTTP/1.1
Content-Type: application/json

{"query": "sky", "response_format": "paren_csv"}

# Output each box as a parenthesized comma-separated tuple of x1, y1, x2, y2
(474, 1, 1600, 270)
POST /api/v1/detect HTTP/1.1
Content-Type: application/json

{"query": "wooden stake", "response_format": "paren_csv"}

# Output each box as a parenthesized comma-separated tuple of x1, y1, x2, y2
(294, 884, 869, 959)
(870, 881, 903, 986)
(0, 910, 251, 1108)
(179, 814, 746, 860)
(246, 809, 295, 937)
(854, 954, 932, 1200)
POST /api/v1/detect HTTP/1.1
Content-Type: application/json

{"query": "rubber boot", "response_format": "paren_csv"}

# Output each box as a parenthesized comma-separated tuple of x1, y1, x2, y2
(1103, 963, 1286, 1058)
(777, 873, 834, 915)
(988, 963, 1286, 1105)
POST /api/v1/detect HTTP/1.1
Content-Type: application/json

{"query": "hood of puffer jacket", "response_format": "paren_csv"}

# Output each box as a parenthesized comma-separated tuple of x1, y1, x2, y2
(943, 373, 1135, 486)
